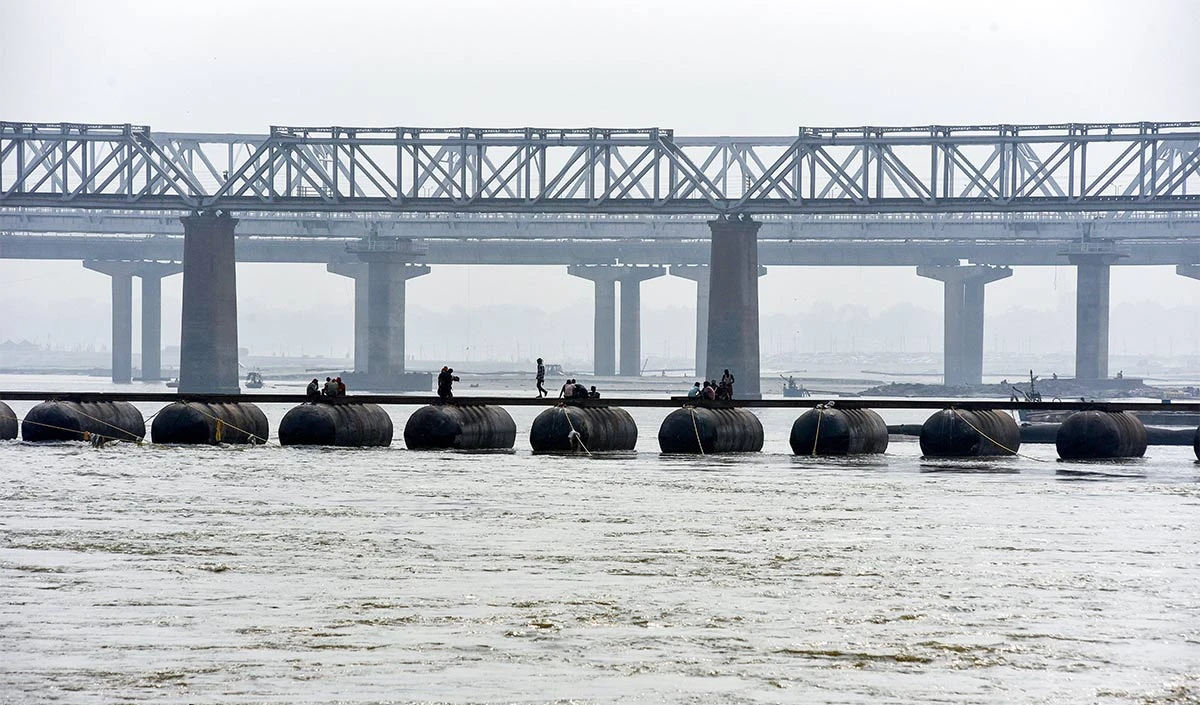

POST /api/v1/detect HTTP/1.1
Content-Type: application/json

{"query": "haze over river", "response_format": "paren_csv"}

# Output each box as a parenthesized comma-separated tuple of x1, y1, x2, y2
(1, 376, 1198, 703)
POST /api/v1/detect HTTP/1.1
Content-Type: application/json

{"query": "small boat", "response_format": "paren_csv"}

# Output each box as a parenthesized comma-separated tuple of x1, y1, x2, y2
(165, 378, 179, 389)
(781, 376, 811, 397)
(244, 371, 264, 389)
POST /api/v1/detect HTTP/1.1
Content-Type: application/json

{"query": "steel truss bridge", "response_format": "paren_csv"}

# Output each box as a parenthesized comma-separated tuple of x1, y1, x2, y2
(2, 121, 1199, 214)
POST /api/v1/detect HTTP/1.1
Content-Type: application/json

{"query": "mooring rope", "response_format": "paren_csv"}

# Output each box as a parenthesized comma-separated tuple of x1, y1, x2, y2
(810, 406, 824, 456)
(687, 406, 706, 456)
(558, 405, 591, 456)
(15, 417, 132, 447)
(948, 407, 1048, 463)
(178, 401, 272, 446)
(68, 406, 145, 444)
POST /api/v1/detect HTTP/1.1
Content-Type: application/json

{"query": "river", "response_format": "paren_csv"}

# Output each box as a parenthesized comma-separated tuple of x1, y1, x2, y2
(1, 375, 1198, 703)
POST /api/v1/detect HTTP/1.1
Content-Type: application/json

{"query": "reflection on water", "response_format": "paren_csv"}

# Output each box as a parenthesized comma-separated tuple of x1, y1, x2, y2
(0, 376, 1198, 703)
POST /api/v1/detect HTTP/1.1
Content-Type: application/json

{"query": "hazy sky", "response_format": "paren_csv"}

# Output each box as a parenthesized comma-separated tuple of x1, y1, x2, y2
(1, 0, 1198, 360)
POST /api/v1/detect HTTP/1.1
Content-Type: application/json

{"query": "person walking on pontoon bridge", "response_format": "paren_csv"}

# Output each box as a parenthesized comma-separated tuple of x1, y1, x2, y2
(437, 366, 459, 399)
(535, 358, 547, 398)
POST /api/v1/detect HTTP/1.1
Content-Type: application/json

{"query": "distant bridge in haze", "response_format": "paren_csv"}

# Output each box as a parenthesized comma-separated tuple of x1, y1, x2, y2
(2, 119, 1199, 396)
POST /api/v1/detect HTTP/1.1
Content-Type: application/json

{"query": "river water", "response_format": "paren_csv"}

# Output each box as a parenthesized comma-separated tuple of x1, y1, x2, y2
(1, 376, 1199, 704)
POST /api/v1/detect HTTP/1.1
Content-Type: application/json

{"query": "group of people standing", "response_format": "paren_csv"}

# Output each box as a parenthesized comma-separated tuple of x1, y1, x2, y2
(687, 369, 736, 400)
(306, 376, 346, 400)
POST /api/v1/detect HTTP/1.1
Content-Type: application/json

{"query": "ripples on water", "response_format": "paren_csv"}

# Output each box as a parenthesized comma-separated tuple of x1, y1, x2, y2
(1, 397, 1199, 704)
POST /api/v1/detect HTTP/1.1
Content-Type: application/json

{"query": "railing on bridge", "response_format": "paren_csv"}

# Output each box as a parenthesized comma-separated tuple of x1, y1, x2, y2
(1, 121, 1198, 214)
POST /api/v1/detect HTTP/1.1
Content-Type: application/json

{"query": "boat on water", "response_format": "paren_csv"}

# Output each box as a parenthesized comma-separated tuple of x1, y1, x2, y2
(164, 378, 179, 389)
(781, 376, 811, 398)
(244, 371, 265, 389)
(1011, 371, 1199, 427)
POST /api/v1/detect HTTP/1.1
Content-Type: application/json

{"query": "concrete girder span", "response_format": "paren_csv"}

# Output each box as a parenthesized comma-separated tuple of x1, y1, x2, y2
(567, 265, 664, 376)
(83, 260, 182, 383)
(917, 265, 1012, 386)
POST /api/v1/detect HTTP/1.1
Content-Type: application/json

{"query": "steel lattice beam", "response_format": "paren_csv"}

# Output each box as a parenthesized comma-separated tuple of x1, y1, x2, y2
(2, 121, 1198, 213)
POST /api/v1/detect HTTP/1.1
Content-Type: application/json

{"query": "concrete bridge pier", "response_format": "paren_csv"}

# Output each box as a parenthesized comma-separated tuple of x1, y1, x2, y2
(83, 261, 134, 383)
(670, 265, 710, 377)
(179, 211, 240, 394)
(136, 263, 183, 381)
(671, 263, 769, 379)
(706, 215, 762, 398)
(83, 260, 183, 383)
(917, 264, 1012, 386)
(568, 264, 621, 376)
(327, 263, 369, 372)
(617, 266, 664, 376)
(358, 258, 429, 378)
(1069, 253, 1121, 382)
(1178, 264, 1200, 281)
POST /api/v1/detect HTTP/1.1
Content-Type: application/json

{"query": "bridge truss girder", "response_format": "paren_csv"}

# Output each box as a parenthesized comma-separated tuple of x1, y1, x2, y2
(1, 121, 1198, 213)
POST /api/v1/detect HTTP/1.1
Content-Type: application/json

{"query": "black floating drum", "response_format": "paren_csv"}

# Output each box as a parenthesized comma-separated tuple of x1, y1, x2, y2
(658, 406, 763, 454)
(22, 400, 145, 443)
(919, 409, 1019, 457)
(404, 404, 516, 450)
(151, 402, 269, 445)
(790, 407, 888, 456)
(279, 402, 393, 447)
(529, 405, 637, 452)
(1056, 410, 1147, 460)
(0, 401, 16, 440)
(1194, 425, 1199, 461)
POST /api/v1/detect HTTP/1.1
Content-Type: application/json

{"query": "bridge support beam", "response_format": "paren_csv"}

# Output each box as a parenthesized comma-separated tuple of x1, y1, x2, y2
(83, 262, 134, 383)
(327, 263, 369, 372)
(1069, 253, 1121, 382)
(568, 265, 621, 376)
(356, 258, 429, 379)
(179, 211, 240, 394)
(137, 263, 183, 381)
(617, 266, 664, 376)
(917, 264, 1012, 386)
(83, 260, 182, 384)
(670, 265, 710, 377)
(1178, 264, 1200, 281)
(706, 215, 762, 398)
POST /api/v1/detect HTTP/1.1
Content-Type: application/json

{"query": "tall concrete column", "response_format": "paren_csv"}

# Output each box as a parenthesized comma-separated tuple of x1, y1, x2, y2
(357, 258, 429, 379)
(706, 215, 762, 398)
(1178, 264, 1200, 281)
(84, 260, 182, 383)
(1070, 253, 1120, 382)
(568, 265, 621, 376)
(917, 264, 1012, 386)
(616, 266, 665, 376)
(179, 210, 240, 394)
(670, 265, 710, 377)
(84, 262, 134, 383)
(137, 263, 183, 381)
(327, 262, 369, 372)
(672, 263, 766, 379)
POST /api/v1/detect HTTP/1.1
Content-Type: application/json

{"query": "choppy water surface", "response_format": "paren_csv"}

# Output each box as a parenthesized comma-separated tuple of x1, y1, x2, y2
(2, 386, 1199, 703)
